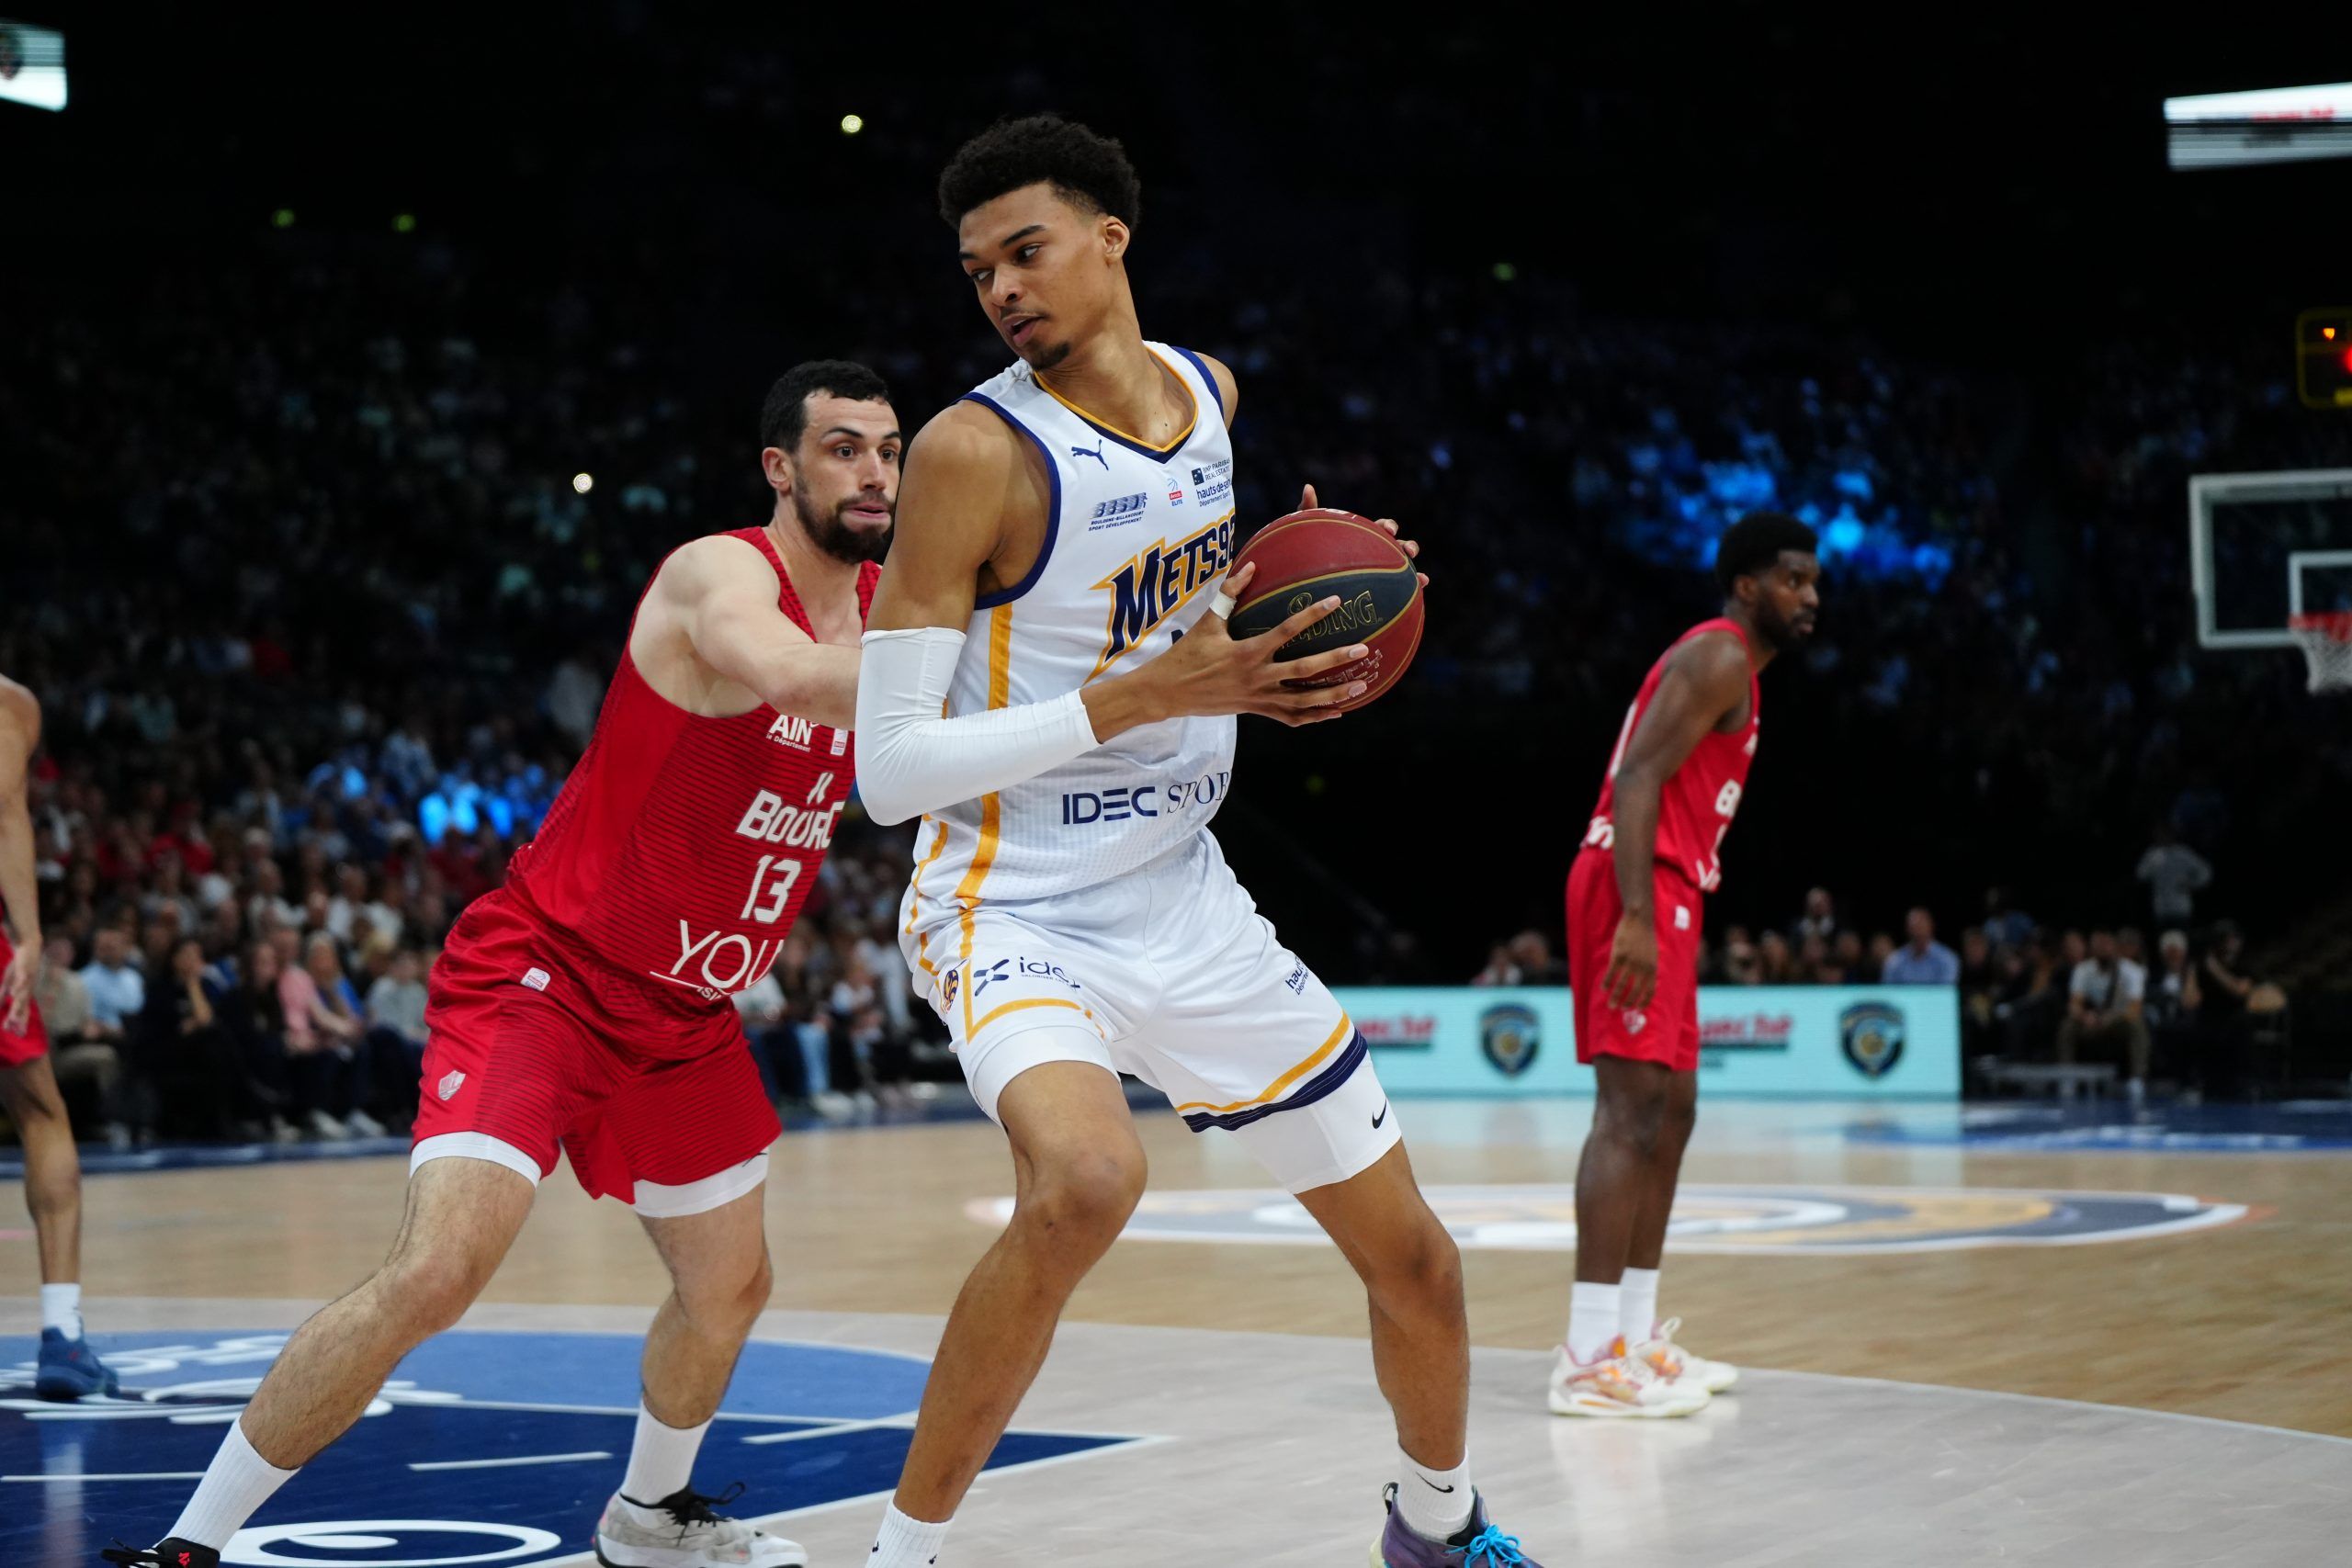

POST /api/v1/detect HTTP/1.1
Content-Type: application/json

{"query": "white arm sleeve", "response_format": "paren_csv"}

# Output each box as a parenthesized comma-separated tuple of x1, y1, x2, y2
(854, 626, 1102, 827)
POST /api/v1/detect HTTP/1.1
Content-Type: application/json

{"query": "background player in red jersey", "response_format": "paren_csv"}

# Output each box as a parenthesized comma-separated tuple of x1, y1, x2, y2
(1, 674, 121, 1401)
(103, 362, 900, 1568)
(1550, 512, 1820, 1419)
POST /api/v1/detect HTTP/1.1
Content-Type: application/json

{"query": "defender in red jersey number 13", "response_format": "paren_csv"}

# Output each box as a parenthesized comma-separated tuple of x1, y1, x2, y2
(1550, 512, 1821, 1420)
(98, 361, 901, 1568)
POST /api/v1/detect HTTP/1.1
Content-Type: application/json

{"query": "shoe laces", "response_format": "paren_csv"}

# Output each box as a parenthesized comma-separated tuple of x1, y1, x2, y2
(653, 1482, 750, 1540)
(1456, 1524, 1527, 1565)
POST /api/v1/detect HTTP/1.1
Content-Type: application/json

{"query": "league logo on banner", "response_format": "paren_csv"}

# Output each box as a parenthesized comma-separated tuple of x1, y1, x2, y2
(1839, 1001, 1906, 1078)
(1478, 1003, 1540, 1077)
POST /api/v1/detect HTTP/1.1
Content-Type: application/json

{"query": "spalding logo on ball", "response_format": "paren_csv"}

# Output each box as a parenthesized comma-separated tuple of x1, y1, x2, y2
(1225, 508, 1424, 711)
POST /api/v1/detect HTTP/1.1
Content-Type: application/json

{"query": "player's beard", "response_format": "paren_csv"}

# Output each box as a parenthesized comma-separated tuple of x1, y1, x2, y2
(792, 487, 891, 565)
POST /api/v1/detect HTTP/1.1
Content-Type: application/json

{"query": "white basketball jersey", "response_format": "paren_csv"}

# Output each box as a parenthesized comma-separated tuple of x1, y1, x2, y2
(908, 344, 1238, 908)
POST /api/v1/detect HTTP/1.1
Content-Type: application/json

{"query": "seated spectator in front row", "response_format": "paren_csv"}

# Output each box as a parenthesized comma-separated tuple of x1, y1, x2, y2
(134, 937, 252, 1141)
(363, 946, 431, 1131)
(1882, 907, 1960, 985)
(2061, 930, 2150, 1102)
(34, 934, 127, 1145)
(2145, 930, 2202, 1094)
(76, 925, 144, 1050)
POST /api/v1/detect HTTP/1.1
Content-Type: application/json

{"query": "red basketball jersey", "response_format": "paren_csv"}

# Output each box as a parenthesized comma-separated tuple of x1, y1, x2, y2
(1581, 617, 1760, 894)
(472, 527, 876, 1053)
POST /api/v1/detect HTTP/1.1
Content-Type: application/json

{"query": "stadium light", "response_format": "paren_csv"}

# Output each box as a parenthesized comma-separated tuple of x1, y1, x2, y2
(272, 209, 295, 229)
(572, 473, 594, 495)
(393, 213, 417, 233)
(841, 113, 865, 134)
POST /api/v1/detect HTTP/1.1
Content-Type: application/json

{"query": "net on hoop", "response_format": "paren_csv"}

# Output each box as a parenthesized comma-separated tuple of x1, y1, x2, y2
(2289, 612, 2352, 694)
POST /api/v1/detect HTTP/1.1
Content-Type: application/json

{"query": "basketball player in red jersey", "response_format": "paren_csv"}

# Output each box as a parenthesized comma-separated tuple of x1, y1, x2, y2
(1551, 512, 1820, 1418)
(103, 362, 899, 1568)
(2, 675, 121, 1401)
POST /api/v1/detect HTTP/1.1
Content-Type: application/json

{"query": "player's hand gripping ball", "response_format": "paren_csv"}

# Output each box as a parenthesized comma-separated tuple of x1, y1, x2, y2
(1223, 495, 1425, 713)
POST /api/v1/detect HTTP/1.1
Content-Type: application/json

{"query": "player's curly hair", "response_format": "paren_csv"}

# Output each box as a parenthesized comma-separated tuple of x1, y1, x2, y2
(937, 113, 1141, 231)
(1714, 511, 1819, 593)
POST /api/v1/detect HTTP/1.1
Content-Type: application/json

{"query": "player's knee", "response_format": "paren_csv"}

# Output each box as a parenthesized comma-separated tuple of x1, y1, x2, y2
(1385, 1213, 1463, 1307)
(1019, 1150, 1145, 1258)
(681, 1247, 772, 1333)
(376, 1251, 492, 1338)
(1596, 1089, 1668, 1155)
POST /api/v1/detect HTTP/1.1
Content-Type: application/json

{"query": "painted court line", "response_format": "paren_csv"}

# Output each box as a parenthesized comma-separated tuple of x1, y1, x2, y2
(5, 1472, 209, 1483)
(410, 1450, 613, 1472)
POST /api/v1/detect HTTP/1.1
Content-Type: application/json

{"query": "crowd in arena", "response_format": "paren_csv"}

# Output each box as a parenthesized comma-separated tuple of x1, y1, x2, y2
(7, 183, 2350, 1139)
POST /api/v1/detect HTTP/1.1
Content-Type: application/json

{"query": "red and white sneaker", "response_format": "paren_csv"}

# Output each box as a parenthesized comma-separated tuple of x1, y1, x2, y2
(1631, 1316, 1738, 1394)
(1547, 1336, 1710, 1417)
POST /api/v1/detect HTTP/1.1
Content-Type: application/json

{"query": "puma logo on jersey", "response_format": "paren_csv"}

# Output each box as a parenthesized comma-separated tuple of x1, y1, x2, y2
(1091, 513, 1236, 673)
(1071, 440, 1108, 469)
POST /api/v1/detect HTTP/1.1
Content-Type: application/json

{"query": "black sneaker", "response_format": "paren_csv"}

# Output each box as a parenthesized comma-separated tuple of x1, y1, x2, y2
(101, 1541, 219, 1568)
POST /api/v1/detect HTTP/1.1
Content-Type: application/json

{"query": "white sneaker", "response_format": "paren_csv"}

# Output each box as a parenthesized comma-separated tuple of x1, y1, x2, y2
(1631, 1316, 1738, 1394)
(594, 1487, 807, 1567)
(309, 1109, 351, 1141)
(345, 1109, 389, 1138)
(1547, 1337, 1710, 1417)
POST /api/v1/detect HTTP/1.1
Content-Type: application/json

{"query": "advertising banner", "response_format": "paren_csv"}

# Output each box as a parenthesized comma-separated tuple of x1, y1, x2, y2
(1337, 985, 1960, 1098)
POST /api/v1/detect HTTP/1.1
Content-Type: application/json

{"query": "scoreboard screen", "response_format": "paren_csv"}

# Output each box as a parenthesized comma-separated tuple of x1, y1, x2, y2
(2165, 81, 2352, 171)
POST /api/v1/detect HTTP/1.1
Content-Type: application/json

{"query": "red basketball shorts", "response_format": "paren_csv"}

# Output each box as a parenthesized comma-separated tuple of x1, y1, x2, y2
(408, 911, 779, 1216)
(1566, 848, 1703, 1074)
(0, 933, 46, 1069)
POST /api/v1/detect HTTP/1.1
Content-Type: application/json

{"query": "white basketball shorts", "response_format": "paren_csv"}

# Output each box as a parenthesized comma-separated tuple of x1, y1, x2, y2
(900, 831, 1400, 1194)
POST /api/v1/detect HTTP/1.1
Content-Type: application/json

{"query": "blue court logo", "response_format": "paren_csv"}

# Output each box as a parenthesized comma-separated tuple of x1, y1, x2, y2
(1838, 1001, 1906, 1078)
(3, 1330, 1138, 1565)
(1477, 1003, 1541, 1077)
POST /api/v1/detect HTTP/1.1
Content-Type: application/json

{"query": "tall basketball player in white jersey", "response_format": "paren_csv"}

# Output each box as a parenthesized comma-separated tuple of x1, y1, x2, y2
(853, 116, 1545, 1567)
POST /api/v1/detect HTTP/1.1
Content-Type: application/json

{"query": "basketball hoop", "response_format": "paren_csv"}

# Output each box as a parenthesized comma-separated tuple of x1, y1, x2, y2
(2288, 612, 2352, 694)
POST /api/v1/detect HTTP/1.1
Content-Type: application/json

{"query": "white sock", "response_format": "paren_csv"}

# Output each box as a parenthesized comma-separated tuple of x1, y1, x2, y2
(619, 1402, 710, 1506)
(1567, 1280, 1621, 1363)
(169, 1418, 299, 1549)
(870, 1502, 951, 1567)
(40, 1282, 83, 1340)
(1396, 1444, 1475, 1542)
(1620, 1267, 1661, 1345)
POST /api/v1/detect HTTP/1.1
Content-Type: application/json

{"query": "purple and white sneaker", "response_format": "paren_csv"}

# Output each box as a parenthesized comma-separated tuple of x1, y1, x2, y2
(1371, 1483, 1539, 1566)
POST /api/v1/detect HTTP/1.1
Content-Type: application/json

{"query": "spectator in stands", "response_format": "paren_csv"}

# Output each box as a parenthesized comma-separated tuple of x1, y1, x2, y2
(1792, 887, 1838, 949)
(729, 964, 796, 1111)
(216, 939, 298, 1144)
(1470, 943, 1521, 987)
(76, 925, 144, 1045)
(1993, 932, 2065, 1059)
(1982, 887, 2034, 952)
(35, 933, 125, 1145)
(2059, 929, 2088, 972)
(1883, 908, 1960, 984)
(1831, 930, 1867, 984)
(2136, 823, 2212, 927)
(829, 949, 891, 1108)
(1507, 929, 1567, 987)
(363, 947, 431, 1100)
(2061, 929, 2151, 1103)
(2196, 922, 2256, 1096)
(1957, 926, 1999, 1055)
(1799, 933, 1840, 985)
(135, 936, 246, 1141)
(275, 928, 359, 1138)
(1756, 930, 1795, 984)
(1720, 925, 1760, 985)
(2146, 930, 2202, 1095)
(307, 931, 390, 1137)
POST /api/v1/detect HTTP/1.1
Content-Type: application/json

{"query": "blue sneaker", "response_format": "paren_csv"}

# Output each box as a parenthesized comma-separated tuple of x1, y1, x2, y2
(1372, 1483, 1541, 1566)
(36, 1326, 119, 1401)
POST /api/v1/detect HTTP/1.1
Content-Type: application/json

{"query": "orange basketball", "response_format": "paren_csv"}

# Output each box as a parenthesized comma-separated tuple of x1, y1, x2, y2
(1226, 508, 1423, 712)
